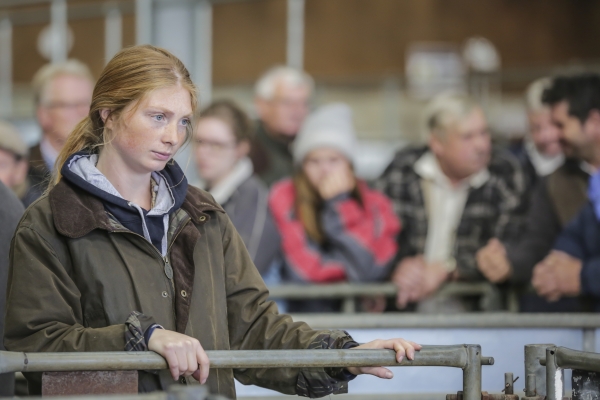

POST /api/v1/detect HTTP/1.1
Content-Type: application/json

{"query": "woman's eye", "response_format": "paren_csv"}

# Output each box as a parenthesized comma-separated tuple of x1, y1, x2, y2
(181, 118, 190, 126)
(153, 114, 165, 121)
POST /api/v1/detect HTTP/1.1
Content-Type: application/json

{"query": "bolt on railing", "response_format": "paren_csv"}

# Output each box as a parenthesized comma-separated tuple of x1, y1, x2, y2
(0, 345, 493, 400)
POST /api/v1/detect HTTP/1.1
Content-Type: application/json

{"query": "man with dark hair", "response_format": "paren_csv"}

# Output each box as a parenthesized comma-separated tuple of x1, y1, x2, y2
(476, 74, 600, 311)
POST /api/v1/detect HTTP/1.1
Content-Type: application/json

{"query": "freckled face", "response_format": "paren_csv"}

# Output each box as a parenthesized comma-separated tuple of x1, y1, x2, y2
(104, 85, 193, 176)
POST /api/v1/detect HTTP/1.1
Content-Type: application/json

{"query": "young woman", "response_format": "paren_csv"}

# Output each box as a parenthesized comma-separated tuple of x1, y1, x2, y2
(4, 46, 418, 398)
(192, 100, 280, 277)
(269, 103, 401, 312)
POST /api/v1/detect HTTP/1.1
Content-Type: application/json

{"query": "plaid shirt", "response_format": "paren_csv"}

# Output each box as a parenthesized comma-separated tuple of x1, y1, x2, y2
(374, 146, 526, 281)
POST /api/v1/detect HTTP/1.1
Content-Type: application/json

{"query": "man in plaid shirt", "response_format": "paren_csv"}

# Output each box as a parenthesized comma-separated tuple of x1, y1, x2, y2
(375, 93, 526, 311)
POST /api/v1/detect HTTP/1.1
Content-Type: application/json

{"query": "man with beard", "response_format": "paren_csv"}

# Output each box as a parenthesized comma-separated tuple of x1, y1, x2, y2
(476, 74, 598, 311)
(376, 93, 525, 312)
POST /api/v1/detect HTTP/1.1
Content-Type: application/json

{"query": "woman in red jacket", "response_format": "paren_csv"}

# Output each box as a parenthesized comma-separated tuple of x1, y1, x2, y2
(269, 103, 401, 312)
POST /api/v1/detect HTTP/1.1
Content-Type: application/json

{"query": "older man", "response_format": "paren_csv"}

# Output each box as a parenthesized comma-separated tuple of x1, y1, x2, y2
(376, 93, 525, 311)
(249, 66, 313, 186)
(29, 60, 93, 196)
(476, 75, 598, 312)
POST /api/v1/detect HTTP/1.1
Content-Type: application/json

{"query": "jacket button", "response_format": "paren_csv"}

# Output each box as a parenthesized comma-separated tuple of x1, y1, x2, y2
(199, 216, 206, 222)
(181, 290, 188, 298)
(161, 291, 168, 298)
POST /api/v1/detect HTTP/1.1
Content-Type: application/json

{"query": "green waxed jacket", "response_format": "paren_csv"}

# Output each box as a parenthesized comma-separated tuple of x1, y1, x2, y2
(5, 179, 355, 398)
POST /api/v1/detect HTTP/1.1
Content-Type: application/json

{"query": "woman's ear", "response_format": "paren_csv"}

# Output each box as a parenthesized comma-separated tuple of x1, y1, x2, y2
(236, 140, 251, 158)
(99, 109, 113, 129)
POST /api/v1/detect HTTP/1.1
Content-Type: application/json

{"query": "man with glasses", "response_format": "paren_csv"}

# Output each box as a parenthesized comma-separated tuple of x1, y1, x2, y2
(29, 60, 94, 197)
(250, 66, 314, 186)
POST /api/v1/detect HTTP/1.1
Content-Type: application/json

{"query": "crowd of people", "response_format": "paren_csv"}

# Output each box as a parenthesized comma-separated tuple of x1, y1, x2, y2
(2, 43, 600, 397)
(2, 54, 600, 321)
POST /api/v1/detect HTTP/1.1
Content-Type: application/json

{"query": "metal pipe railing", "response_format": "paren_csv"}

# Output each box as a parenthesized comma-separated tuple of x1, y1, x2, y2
(269, 282, 502, 313)
(0, 345, 493, 400)
(541, 346, 600, 400)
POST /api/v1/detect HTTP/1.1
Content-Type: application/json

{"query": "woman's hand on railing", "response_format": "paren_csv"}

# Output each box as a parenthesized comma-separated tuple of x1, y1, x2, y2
(345, 338, 421, 378)
(148, 329, 210, 383)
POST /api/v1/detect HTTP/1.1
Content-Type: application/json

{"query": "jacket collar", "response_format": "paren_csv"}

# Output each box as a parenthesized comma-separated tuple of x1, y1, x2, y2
(50, 178, 224, 239)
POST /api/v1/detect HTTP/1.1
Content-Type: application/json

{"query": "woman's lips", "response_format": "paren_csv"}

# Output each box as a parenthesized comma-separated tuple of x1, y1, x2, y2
(152, 151, 171, 161)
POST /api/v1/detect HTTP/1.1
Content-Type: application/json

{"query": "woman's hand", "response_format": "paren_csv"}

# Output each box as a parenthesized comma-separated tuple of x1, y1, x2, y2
(346, 338, 421, 379)
(148, 329, 210, 383)
(318, 165, 356, 200)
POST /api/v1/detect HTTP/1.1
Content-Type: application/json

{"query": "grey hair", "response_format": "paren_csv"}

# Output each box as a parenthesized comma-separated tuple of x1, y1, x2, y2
(525, 77, 553, 113)
(254, 65, 314, 100)
(32, 59, 94, 105)
(424, 92, 479, 136)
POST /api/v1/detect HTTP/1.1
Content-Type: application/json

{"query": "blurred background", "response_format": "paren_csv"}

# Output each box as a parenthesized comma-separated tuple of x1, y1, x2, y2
(3, 0, 600, 179)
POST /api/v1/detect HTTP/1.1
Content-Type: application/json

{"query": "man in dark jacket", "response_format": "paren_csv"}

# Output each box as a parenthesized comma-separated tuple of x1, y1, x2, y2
(249, 66, 313, 186)
(530, 74, 600, 307)
(477, 74, 600, 311)
(28, 60, 93, 197)
(376, 93, 525, 311)
(0, 181, 24, 395)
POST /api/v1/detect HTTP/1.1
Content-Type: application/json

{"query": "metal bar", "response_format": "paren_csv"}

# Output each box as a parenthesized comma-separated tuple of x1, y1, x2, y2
(294, 313, 600, 329)
(193, 0, 212, 105)
(0, 345, 491, 374)
(0, 17, 12, 117)
(135, 0, 153, 45)
(268, 282, 494, 300)
(286, 0, 304, 69)
(462, 345, 482, 400)
(104, 3, 122, 64)
(553, 346, 600, 373)
(545, 347, 564, 400)
(50, 0, 68, 63)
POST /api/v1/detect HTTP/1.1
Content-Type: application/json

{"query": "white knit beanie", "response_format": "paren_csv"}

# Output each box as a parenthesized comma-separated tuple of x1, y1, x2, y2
(292, 103, 356, 165)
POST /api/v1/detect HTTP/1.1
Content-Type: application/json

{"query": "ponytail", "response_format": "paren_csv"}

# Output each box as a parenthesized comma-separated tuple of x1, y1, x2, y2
(50, 116, 99, 188)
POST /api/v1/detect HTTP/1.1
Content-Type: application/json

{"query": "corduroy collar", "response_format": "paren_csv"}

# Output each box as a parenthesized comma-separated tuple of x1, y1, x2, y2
(49, 178, 224, 239)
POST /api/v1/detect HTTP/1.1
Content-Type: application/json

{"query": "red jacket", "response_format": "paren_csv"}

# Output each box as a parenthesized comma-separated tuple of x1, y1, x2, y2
(269, 179, 400, 283)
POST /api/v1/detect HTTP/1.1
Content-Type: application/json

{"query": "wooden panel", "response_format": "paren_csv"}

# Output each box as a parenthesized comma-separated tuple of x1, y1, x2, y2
(303, 0, 600, 80)
(212, 0, 286, 85)
(13, 12, 136, 84)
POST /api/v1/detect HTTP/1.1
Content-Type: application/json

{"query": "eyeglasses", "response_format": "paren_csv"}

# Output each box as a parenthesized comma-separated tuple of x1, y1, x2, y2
(194, 138, 237, 152)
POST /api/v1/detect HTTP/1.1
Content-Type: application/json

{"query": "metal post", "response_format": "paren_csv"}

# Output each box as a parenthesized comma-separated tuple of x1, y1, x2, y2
(342, 296, 356, 314)
(286, 0, 305, 70)
(462, 345, 482, 400)
(193, 0, 212, 105)
(504, 372, 514, 395)
(104, 3, 122, 64)
(50, 0, 68, 63)
(583, 328, 596, 353)
(525, 343, 553, 396)
(135, 0, 153, 45)
(545, 347, 564, 400)
(0, 17, 12, 118)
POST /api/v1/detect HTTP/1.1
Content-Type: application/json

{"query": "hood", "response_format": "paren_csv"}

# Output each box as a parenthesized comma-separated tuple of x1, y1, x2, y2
(60, 151, 188, 256)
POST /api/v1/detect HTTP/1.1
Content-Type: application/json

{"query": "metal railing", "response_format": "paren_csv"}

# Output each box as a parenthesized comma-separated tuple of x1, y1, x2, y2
(542, 346, 600, 400)
(0, 345, 493, 400)
(268, 282, 505, 313)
